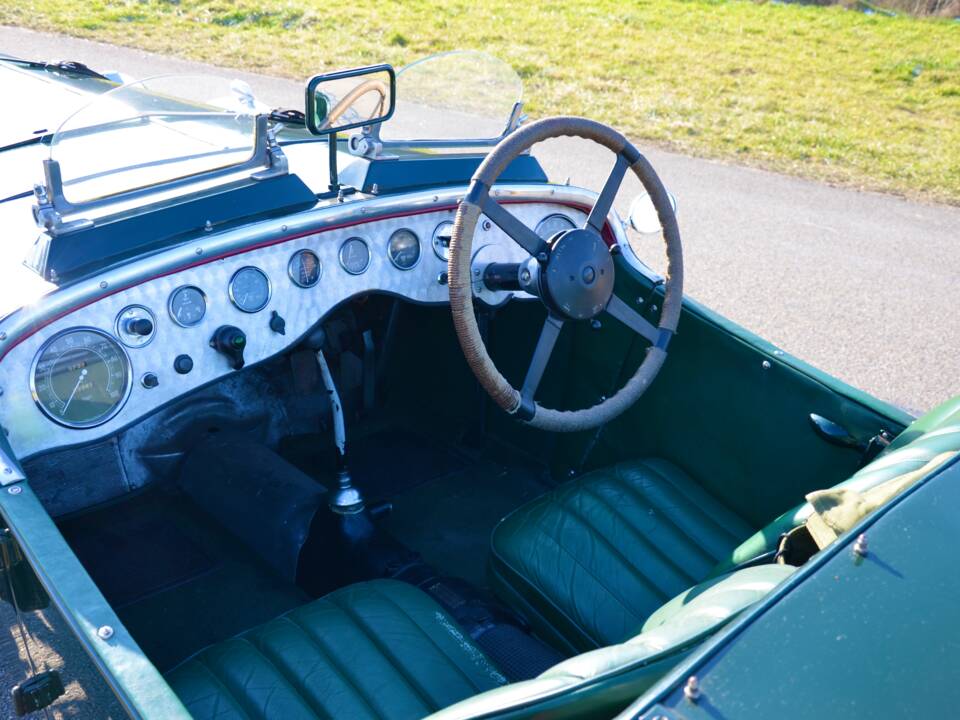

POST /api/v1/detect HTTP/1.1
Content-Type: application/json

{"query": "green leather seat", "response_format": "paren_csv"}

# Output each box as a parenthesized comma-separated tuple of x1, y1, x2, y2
(166, 567, 794, 720)
(490, 458, 753, 653)
(491, 396, 960, 655)
(166, 580, 508, 720)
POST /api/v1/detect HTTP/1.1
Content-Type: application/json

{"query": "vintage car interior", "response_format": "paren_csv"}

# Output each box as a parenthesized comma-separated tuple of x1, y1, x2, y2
(1, 52, 956, 719)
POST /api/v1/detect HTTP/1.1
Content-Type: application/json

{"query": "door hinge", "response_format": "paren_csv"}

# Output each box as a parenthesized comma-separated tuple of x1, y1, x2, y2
(12, 670, 65, 715)
(0, 530, 49, 611)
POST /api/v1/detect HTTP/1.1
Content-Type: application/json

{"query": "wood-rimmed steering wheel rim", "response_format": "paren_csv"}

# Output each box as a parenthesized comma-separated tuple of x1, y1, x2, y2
(448, 116, 684, 432)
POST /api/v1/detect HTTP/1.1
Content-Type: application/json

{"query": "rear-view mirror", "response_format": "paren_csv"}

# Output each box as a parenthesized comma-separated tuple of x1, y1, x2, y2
(305, 64, 396, 135)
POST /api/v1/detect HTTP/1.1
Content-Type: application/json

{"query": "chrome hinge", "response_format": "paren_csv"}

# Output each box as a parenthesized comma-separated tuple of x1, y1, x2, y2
(12, 671, 65, 716)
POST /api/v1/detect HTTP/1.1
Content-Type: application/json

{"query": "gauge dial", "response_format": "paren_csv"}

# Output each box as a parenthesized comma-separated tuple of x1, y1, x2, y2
(31, 328, 132, 428)
(289, 249, 322, 288)
(339, 237, 370, 275)
(432, 221, 454, 261)
(387, 229, 421, 270)
(229, 267, 271, 313)
(535, 213, 577, 241)
(168, 286, 207, 327)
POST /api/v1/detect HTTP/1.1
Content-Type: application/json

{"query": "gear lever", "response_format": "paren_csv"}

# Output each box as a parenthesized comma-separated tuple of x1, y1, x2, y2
(316, 349, 364, 514)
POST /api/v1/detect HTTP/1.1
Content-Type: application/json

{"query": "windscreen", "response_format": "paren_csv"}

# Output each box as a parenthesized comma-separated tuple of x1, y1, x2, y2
(381, 51, 522, 142)
(49, 75, 259, 205)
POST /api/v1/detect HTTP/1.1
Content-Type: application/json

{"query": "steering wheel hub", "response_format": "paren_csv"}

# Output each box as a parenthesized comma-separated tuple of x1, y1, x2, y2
(542, 229, 615, 320)
(447, 116, 683, 432)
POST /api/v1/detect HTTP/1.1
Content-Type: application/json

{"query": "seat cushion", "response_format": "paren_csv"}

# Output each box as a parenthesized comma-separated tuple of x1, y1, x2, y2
(167, 579, 508, 720)
(489, 458, 753, 654)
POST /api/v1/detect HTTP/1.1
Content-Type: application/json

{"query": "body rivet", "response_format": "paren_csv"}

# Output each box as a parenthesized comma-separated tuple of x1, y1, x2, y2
(99, 281, 108, 289)
(762, 360, 772, 370)
(684, 676, 701, 702)
(853, 533, 868, 558)
(97, 625, 114, 640)
(7, 485, 21, 494)
(204, 220, 213, 232)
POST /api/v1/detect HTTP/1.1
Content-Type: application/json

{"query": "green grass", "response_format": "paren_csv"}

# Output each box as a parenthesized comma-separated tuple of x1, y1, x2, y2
(2, 0, 958, 203)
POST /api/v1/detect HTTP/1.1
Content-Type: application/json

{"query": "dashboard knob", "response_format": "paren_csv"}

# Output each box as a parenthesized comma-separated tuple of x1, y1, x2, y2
(211, 326, 247, 370)
(173, 354, 194, 375)
(125, 317, 154, 336)
(140, 372, 159, 389)
(269, 310, 286, 336)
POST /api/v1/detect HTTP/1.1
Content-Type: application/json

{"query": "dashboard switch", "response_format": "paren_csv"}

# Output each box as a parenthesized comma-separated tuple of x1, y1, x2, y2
(125, 318, 154, 336)
(174, 354, 194, 375)
(269, 310, 286, 335)
(140, 372, 159, 389)
(115, 305, 156, 348)
(211, 326, 247, 370)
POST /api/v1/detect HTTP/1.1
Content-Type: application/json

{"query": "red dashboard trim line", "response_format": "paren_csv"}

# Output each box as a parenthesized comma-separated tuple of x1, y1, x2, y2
(1, 198, 602, 361)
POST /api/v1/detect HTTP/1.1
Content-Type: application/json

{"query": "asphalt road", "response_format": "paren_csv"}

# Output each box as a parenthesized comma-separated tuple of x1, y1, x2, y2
(1, 23, 959, 718)
(3, 25, 958, 414)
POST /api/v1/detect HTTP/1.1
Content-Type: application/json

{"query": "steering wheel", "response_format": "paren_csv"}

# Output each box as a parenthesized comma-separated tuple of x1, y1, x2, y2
(448, 117, 683, 432)
(319, 79, 388, 130)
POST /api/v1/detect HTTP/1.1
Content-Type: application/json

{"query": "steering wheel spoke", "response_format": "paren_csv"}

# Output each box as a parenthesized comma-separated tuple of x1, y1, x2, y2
(449, 116, 682, 432)
(521, 315, 564, 405)
(478, 191, 548, 258)
(585, 153, 629, 233)
(605, 294, 659, 345)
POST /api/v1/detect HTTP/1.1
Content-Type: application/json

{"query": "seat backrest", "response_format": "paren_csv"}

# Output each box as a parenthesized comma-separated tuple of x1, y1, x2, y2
(427, 564, 796, 720)
(714, 395, 960, 575)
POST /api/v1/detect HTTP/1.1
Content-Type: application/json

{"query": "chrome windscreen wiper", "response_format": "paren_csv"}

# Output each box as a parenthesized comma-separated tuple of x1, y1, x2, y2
(3, 57, 111, 81)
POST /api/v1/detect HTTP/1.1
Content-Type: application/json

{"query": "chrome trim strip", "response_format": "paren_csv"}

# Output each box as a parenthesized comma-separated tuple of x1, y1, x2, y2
(0, 183, 643, 360)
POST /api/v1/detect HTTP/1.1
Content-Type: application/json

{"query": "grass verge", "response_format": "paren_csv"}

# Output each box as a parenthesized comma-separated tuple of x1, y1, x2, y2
(1, 0, 958, 203)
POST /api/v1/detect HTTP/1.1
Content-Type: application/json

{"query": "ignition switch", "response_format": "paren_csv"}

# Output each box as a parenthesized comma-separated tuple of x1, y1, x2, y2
(211, 325, 247, 370)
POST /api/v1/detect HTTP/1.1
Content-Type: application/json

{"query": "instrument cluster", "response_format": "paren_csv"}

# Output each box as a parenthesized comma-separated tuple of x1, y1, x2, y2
(4, 202, 585, 456)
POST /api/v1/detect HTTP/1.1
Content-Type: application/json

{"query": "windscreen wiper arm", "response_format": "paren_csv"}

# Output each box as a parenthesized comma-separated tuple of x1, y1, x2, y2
(4, 57, 111, 81)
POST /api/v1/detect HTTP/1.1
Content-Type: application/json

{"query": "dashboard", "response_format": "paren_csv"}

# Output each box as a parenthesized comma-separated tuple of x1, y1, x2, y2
(0, 192, 595, 460)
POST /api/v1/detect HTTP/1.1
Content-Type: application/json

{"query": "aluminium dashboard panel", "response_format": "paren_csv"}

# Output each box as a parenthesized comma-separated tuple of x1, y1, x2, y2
(0, 202, 587, 460)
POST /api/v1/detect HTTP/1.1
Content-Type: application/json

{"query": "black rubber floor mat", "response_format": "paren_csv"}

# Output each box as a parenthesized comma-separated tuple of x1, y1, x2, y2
(387, 460, 548, 589)
(279, 427, 471, 501)
(59, 491, 309, 670)
(59, 495, 216, 608)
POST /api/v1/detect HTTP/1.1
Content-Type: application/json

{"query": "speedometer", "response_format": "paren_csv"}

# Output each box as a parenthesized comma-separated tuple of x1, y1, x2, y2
(31, 328, 132, 428)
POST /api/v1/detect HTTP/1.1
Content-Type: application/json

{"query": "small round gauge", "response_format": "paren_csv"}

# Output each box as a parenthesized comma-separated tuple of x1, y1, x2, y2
(31, 328, 132, 429)
(288, 249, 322, 288)
(229, 267, 271, 313)
(168, 286, 207, 328)
(432, 221, 454, 261)
(339, 237, 370, 275)
(387, 229, 421, 270)
(535, 213, 577, 241)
